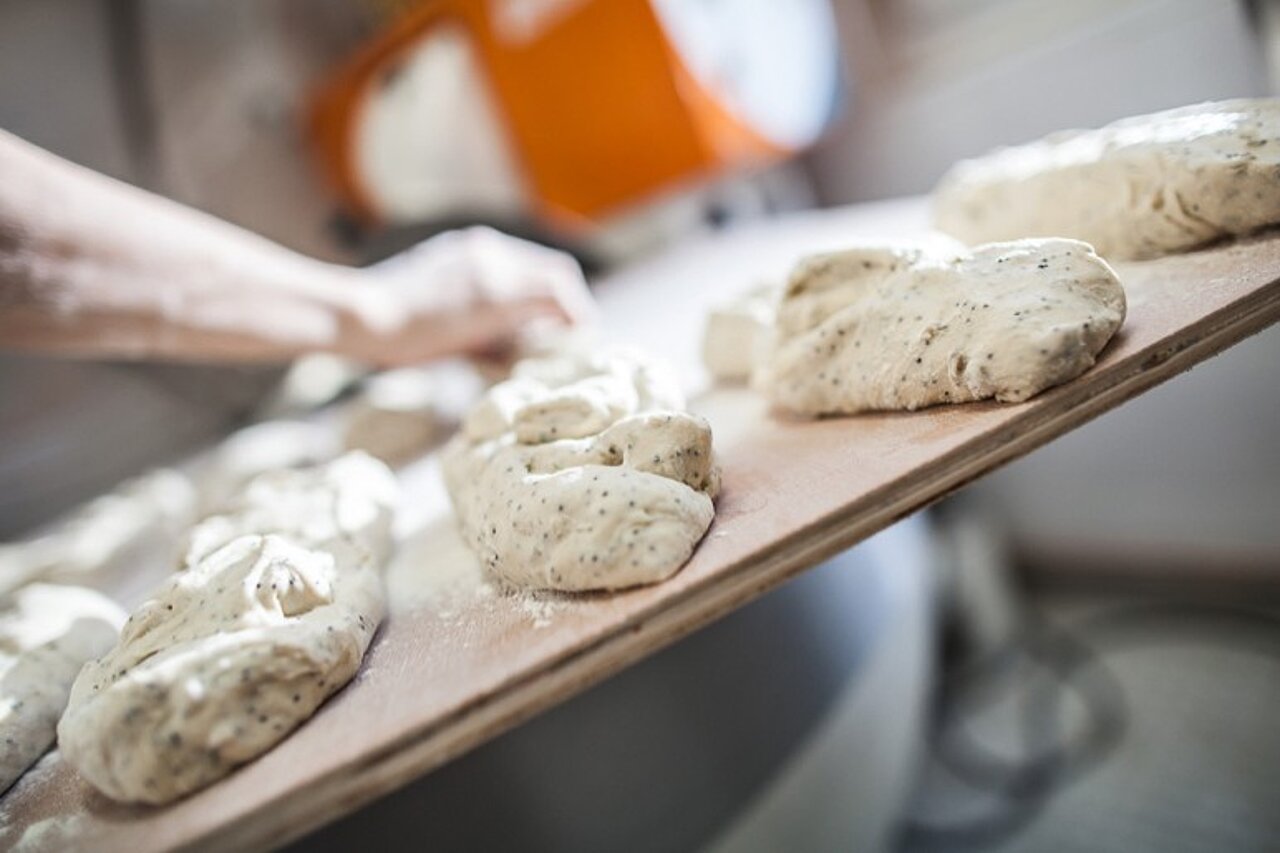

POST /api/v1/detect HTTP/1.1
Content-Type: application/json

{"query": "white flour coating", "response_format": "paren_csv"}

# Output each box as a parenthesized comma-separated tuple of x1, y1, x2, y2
(444, 350, 719, 592)
(763, 238, 1126, 414)
(384, 509, 568, 630)
(57, 453, 397, 805)
(12, 813, 87, 853)
(0, 585, 124, 794)
(386, 531, 563, 630)
(701, 283, 778, 382)
(383, 515, 496, 620)
(514, 593, 565, 629)
(934, 99, 1280, 260)
(195, 419, 340, 513)
(343, 367, 440, 466)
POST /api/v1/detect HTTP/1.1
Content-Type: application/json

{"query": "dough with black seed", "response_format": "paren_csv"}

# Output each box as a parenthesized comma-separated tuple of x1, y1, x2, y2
(762, 238, 1125, 414)
(935, 99, 1280, 260)
(0, 584, 124, 794)
(56, 452, 397, 805)
(444, 350, 718, 592)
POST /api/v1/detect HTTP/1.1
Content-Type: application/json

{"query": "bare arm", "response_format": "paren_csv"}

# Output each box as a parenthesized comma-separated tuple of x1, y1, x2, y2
(0, 129, 592, 365)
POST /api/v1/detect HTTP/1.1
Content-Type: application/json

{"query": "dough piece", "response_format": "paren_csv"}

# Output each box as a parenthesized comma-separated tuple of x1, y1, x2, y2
(184, 450, 397, 567)
(461, 347, 684, 444)
(57, 453, 397, 805)
(934, 99, 1280, 260)
(261, 353, 364, 417)
(0, 469, 195, 596)
(342, 368, 440, 465)
(702, 283, 778, 382)
(0, 584, 125, 794)
(762, 238, 1126, 414)
(196, 419, 339, 513)
(444, 350, 718, 591)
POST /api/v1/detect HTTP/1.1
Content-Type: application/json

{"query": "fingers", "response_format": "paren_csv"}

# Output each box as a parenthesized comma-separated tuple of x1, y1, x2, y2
(363, 295, 568, 366)
(515, 271, 594, 327)
(356, 227, 599, 364)
(479, 293, 575, 342)
(462, 228, 597, 326)
(543, 260, 597, 326)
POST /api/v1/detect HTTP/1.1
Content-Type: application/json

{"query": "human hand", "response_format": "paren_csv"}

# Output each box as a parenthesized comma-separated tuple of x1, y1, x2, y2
(341, 227, 595, 365)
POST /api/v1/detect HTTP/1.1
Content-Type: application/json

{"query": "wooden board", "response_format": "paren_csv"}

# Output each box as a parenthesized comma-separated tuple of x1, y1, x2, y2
(2, 199, 1279, 851)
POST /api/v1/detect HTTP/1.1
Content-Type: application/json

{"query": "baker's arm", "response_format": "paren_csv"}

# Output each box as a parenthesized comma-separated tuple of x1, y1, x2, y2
(0, 129, 592, 365)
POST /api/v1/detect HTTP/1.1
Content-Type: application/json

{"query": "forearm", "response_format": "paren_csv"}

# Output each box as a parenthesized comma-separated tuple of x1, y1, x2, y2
(0, 130, 379, 363)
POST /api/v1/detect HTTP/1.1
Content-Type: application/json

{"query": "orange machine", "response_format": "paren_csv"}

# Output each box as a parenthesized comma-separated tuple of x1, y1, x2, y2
(310, 0, 840, 231)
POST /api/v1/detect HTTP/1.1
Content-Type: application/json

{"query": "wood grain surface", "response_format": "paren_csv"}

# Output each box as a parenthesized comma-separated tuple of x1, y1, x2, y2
(1, 199, 1277, 852)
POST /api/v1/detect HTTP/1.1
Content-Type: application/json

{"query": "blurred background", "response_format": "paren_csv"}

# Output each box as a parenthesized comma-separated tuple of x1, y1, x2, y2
(2, 1, 1279, 851)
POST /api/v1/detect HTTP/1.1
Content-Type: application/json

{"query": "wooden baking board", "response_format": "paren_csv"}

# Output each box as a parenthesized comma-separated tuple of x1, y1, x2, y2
(2, 199, 1278, 851)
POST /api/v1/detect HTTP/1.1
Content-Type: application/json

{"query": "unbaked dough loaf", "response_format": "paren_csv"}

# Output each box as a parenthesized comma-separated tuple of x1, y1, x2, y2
(444, 350, 718, 591)
(342, 368, 440, 465)
(701, 283, 778, 382)
(57, 452, 397, 805)
(196, 420, 339, 513)
(934, 99, 1280, 260)
(0, 469, 195, 596)
(0, 584, 124, 794)
(184, 451, 397, 568)
(762, 238, 1126, 414)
